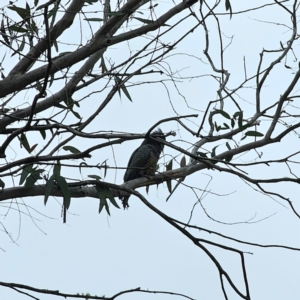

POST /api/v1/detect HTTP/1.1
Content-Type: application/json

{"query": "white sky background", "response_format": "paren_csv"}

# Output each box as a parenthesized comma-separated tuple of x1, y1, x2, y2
(1, 0, 300, 299)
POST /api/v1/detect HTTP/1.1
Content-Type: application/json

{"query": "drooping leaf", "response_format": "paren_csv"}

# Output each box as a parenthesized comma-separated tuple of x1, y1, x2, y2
(39, 129, 46, 140)
(226, 142, 231, 150)
(225, 0, 233, 19)
(96, 185, 110, 215)
(20, 164, 34, 185)
(166, 160, 173, 193)
(20, 133, 31, 153)
(79, 162, 87, 175)
(24, 169, 44, 188)
(53, 163, 61, 178)
(44, 175, 54, 205)
(56, 176, 71, 209)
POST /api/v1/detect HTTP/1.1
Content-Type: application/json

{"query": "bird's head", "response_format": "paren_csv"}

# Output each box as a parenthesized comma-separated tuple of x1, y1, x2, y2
(142, 128, 165, 152)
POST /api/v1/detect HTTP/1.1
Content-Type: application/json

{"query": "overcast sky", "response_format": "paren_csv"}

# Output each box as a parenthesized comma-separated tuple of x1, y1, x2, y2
(1, 0, 300, 299)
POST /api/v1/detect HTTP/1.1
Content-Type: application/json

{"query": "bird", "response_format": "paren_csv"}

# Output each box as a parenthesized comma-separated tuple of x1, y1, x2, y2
(122, 128, 165, 209)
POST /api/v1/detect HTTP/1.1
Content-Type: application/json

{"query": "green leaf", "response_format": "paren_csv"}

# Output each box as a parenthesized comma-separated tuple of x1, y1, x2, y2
(215, 109, 231, 119)
(39, 129, 46, 140)
(133, 17, 154, 24)
(84, 18, 103, 22)
(53, 163, 61, 178)
(88, 174, 101, 181)
(20, 133, 31, 153)
(106, 187, 120, 209)
(9, 25, 28, 33)
(211, 145, 218, 158)
(225, 0, 233, 19)
(25, 169, 44, 188)
(44, 175, 54, 205)
(197, 152, 208, 158)
(244, 131, 264, 137)
(180, 156, 186, 168)
(96, 186, 110, 215)
(121, 84, 132, 102)
(17, 36, 25, 52)
(225, 155, 233, 162)
(1, 19, 10, 45)
(79, 162, 87, 175)
(0, 179, 5, 189)
(56, 176, 71, 210)
(231, 118, 235, 128)
(106, 11, 125, 16)
(63, 145, 81, 154)
(34, 0, 39, 7)
(166, 160, 173, 193)
(233, 111, 244, 129)
(8, 5, 30, 20)
(226, 142, 231, 150)
(20, 164, 34, 185)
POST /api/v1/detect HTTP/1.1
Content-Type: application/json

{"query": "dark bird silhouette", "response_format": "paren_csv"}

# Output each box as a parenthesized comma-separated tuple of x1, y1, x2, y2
(122, 128, 165, 208)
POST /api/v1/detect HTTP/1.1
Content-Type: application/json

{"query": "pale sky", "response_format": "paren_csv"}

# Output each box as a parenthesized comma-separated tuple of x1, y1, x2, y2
(1, 1, 300, 299)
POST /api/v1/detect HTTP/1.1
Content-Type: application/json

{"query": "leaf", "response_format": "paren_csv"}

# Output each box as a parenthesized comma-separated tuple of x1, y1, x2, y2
(106, 11, 125, 16)
(197, 152, 208, 158)
(79, 162, 87, 175)
(225, 155, 233, 162)
(20, 164, 34, 185)
(233, 111, 243, 129)
(53, 163, 61, 178)
(8, 5, 30, 20)
(121, 84, 132, 102)
(1, 19, 10, 45)
(225, 0, 233, 19)
(17, 36, 25, 52)
(244, 131, 264, 137)
(133, 17, 154, 24)
(96, 186, 110, 215)
(20, 133, 31, 153)
(180, 156, 186, 168)
(231, 118, 235, 128)
(24, 169, 44, 189)
(211, 145, 218, 158)
(215, 109, 231, 119)
(226, 142, 231, 150)
(63, 145, 81, 154)
(56, 176, 71, 210)
(71, 110, 81, 119)
(30, 143, 38, 153)
(88, 174, 101, 181)
(9, 25, 28, 33)
(39, 129, 46, 140)
(44, 175, 54, 205)
(0, 179, 5, 189)
(166, 160, 173, 193)
(84, 18, 103, 22)
(106, 187, 120, 209)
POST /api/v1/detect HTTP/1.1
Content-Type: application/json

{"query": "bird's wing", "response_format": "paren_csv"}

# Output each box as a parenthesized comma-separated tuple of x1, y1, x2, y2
(124, 144, 153, 182)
